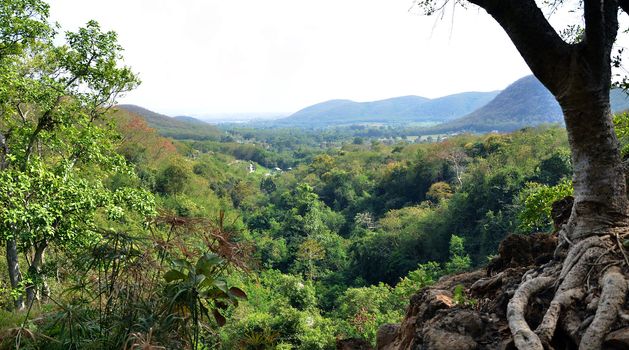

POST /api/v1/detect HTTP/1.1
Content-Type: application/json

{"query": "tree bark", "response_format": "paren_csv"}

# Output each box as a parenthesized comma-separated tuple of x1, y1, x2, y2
(558, 77, 629, 239)
(5, 239, 24, 310)
(25, 240, 47, 305)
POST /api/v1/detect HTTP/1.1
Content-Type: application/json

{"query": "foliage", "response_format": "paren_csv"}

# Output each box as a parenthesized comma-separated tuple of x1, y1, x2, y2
(2, 1, 610, 348)
(444, 235, 471, 274)
(156, 163, 190, 195)
(614, 112, 629, 158)
(163, 253, 247, 348)
(115, 105, 222, 141)
(517, 179, 573, 233)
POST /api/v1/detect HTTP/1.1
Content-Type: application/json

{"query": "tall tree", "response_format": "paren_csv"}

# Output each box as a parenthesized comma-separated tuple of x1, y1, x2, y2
(0, 1, 151, 310)
(416, 0, 629, 348)
(0, 0, 51, 311)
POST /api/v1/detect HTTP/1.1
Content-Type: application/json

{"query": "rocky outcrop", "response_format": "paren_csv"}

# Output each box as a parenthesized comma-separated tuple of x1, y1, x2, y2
(374, 194, 629, 350)
(376, 233, 560, 350)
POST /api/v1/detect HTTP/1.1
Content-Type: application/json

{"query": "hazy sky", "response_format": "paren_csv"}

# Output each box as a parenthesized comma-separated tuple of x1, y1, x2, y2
(46, 0, 537, 116)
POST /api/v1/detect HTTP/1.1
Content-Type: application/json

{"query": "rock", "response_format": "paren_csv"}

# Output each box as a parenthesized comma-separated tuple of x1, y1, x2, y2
(418, 309, 484, 350)
(487, 233, 557, 275)
(415, 289, 454, 320)
(376, 324, 399, 349)
(605, 327, 629, 350)
(423, 328, 478, 350)
(337, 338, 373, 350)
(377, 289, 454, 350)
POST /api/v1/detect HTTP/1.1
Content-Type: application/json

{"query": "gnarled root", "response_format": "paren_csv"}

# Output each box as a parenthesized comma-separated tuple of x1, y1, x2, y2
(535, 243, 608, 345)
(579, 266, 628, 349)
(507, 276, 555, 350)
(507, 233, 627, 350)
(535, 288, 584, 344)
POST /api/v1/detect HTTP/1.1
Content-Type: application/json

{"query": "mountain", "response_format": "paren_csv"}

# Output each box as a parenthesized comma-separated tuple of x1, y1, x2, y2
(173, 115, 209, 125)
(407, 91, 503, 121)
(610, 88, 629, 112)
(278, 91, 500, 126)
(426, 75, 629, 134)
(114, 105, 222, 140)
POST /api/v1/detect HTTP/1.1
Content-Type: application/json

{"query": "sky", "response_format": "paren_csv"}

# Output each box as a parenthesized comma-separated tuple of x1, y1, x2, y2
(46, 0, 536, 116)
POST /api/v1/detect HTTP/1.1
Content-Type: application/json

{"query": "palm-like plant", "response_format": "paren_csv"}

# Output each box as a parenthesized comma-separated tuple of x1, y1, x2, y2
(163, 252, 247, 348)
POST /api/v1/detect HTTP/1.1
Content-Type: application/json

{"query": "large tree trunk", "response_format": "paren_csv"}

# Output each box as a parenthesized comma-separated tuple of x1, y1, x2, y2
(6, 239, 24, 310)
(506, 55, 629, 350)
(558, 81, 629, 240)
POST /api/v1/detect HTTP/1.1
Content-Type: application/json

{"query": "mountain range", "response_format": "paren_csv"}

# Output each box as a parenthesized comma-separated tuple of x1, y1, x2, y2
(279, 91, 500, 126)
(116, 75, 629, 137)
(277, 75, 629, 133)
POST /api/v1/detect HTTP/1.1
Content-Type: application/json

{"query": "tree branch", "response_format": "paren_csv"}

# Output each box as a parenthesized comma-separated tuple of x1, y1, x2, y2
(24, 96, 63, 168)
(0, 131, 8, 170)
(467, 0, 571, 94)
(582, 0, 619, 83)
(619, 0, 629, 14)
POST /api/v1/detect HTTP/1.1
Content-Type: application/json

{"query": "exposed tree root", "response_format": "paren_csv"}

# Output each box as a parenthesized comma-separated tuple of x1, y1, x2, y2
(561, 309, 582, 345)
(507, 276, 555, 350)
(507, 233, 628, 350)
(535, 288, 584, 345)
(579, 266, 627, 349)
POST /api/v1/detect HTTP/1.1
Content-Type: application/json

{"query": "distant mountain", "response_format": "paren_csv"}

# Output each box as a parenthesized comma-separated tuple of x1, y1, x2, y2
(426, 75, 629, 134)
(173, 115, 209, 125)
(115, 105, 222, 140)
(278, 91, 500, 126)
(610, 88, 629, 112)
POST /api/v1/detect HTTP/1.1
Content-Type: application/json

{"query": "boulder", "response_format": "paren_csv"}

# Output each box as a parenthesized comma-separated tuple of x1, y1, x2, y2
(376, 324, 399, 349)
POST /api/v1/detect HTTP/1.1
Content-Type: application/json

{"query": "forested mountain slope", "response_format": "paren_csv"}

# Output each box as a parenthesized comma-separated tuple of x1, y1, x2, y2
(115, 104, 222, 140)
(426, 75, 629, 133)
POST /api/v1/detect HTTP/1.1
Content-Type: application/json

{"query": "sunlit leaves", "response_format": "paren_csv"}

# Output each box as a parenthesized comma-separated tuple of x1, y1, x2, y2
(0, 0, 51, 57)
(614, 112, 629, 157)
(0, 4, 151, 256)
(516, 179, 573, 233)
(0, 160, 155, 246)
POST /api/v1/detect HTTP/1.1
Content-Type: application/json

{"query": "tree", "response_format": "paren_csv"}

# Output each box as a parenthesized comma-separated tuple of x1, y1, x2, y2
(0, 1, 148, 310)
(416, 0, 629, 348)
(156, 163, 191, 195)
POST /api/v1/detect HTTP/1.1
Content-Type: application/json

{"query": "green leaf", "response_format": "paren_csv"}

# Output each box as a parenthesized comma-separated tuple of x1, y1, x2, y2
(196, 253, 222, 277)
(163, 269, 186, 283)
(213, 279, 228, 293)
(172, 258, 193, 271)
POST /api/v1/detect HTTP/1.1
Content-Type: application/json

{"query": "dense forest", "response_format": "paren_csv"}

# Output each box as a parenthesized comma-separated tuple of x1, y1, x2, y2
(3, 0, 629, 349)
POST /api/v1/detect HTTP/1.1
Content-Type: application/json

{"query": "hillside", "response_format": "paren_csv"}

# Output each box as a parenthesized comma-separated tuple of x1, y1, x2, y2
(426, 75, 629, 134)
(278, 91, 499, 126)
(114, 104, 222, 140)
(173, 115, 210, 125)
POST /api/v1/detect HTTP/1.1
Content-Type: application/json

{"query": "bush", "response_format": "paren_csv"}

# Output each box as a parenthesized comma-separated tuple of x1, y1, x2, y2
(156, 163, 191, 195)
